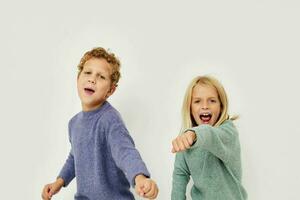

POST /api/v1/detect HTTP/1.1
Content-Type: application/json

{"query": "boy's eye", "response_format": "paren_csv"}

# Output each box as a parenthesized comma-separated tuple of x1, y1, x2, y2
(97, 74, 106, 80)
(83, 71, 91, 75)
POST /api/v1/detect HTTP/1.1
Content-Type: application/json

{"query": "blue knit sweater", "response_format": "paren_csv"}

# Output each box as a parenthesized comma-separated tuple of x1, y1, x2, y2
(58, 101, 150, 200)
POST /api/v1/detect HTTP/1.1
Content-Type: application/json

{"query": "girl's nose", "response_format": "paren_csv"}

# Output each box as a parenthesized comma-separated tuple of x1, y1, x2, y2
(201, 102, 208, 109)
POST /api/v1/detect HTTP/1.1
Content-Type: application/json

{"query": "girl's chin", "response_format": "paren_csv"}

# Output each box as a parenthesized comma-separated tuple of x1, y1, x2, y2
(198, 119, 215, 126)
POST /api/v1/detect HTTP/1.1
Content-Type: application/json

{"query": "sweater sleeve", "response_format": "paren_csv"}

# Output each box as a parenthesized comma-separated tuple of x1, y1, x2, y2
(187, 120, 240, 165)
(171, 152, 190, 200)
(106, 118, 150, 187)
(58, 150, 75, 187)
(57, 119, 76, 187)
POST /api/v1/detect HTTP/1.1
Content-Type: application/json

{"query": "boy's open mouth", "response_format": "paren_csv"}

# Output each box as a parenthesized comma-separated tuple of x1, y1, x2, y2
(84, 88, 95, 95)
(200, 113, 212, 123)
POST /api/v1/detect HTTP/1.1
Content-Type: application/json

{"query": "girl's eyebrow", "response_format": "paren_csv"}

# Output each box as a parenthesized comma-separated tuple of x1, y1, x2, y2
(192, 96, 218, 99)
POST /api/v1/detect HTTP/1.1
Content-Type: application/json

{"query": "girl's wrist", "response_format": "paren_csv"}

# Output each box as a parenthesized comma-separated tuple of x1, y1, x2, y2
(188, 131, 197, 142)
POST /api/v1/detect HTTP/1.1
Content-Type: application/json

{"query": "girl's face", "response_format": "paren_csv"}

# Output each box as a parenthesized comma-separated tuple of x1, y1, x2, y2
(191, 83, 221, 126)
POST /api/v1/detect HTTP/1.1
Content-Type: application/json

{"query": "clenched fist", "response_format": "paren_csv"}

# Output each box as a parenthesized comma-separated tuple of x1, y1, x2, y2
(41, 178, 64, 200)
(135, 174, 159, 199)
(172, 130, 196, 153)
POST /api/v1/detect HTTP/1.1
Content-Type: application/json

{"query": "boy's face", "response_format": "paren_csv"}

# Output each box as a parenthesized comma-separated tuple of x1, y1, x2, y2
(77, 58, 115, 111)
(191, 84, 221, 126)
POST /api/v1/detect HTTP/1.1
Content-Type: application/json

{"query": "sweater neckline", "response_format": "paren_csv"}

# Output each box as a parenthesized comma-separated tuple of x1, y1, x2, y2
(80, 101, 109, 119)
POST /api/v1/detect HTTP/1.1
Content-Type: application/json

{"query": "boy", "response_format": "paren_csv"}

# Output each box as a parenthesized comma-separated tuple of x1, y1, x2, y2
(42, 47, 158, 200)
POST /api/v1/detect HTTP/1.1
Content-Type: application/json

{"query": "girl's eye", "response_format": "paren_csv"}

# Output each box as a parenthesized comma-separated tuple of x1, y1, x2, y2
(194, 100, 200, 104)
(84, 71, 91, 75)
(210, 99, 217, 103)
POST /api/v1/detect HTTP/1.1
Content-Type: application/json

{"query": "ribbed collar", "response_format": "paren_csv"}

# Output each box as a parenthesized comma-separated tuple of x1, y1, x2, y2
(79, 101, 110, 120)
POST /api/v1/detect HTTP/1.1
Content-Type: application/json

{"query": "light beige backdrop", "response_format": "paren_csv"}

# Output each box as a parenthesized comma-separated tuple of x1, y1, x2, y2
(0, 0, 299, 199)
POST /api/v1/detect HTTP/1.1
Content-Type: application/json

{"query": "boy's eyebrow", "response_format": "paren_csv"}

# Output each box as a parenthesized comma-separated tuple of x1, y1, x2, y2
(83, 66, 110, 76)
(96, 72, 109, 77)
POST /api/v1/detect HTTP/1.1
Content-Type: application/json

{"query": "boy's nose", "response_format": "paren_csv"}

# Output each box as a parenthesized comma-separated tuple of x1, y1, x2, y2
(88, 77, 96, 84)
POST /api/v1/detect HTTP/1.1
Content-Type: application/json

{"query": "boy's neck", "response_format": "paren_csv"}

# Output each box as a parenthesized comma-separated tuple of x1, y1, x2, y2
(82, 101, 105, 112)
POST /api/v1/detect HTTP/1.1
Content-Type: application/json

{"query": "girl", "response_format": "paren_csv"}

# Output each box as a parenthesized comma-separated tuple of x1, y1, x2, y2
(171, 75, 247, 200)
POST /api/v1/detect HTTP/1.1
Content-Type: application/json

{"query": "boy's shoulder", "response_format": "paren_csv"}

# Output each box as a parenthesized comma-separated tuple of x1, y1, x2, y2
(68, 112, 80, 127)
(100, 102, 123, 123)
(96, 103, 127, 133)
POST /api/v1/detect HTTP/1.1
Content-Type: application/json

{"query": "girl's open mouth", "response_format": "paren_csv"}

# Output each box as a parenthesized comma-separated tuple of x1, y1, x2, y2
(200, 113, 212, 124)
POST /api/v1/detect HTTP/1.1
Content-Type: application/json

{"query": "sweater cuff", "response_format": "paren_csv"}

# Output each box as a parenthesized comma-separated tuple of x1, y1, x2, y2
(58, 171, 74, 187)
(128, 166, 151, 187)
(185, 125, 207, 150)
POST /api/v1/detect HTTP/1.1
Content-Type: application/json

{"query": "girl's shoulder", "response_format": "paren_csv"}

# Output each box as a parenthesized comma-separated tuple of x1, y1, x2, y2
(220, 119, 240, 136)
(220, 119, 236, 128)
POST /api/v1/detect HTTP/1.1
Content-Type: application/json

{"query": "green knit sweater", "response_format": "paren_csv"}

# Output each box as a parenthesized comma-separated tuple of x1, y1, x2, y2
(171, 120, 247, 200)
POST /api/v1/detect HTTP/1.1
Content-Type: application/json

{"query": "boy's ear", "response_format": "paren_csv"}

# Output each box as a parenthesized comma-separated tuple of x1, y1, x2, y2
(106, 84, 116, 98)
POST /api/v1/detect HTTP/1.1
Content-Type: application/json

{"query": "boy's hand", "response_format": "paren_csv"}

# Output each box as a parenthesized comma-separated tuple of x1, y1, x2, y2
(135, 174, 158, 199)
(41, 178, 64, 200)
(172, 130, 196, 153)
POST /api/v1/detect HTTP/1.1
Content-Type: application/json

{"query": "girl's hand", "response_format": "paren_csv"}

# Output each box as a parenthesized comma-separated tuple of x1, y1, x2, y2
(172, 131, 196, 153)
(135, 174, 159, 199)
(41, 178, 64, 200)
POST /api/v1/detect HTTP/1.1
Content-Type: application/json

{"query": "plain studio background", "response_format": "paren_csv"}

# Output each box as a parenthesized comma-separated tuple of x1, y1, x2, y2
(0, 0, 299, 199)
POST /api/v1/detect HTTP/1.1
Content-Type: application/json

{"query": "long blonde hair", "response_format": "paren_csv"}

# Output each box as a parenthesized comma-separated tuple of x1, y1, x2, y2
(181, 75, 237, 132)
